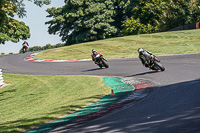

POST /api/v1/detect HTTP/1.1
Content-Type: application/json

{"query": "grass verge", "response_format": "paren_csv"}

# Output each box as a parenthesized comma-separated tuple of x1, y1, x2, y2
(0, 74, 110, 133)
(35, 29, 200, 60)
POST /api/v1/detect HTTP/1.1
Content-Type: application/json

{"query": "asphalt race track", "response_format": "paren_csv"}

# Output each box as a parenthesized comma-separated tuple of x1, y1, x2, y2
(0, 52, 200, 133)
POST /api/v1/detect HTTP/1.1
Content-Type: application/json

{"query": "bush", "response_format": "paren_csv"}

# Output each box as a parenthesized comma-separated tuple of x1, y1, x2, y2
(120, 17, 158, 36)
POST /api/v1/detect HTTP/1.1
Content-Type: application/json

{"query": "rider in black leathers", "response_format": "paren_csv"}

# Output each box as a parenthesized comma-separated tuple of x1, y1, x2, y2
(138, 48, 154, 68)
(22, 41, 29, 47)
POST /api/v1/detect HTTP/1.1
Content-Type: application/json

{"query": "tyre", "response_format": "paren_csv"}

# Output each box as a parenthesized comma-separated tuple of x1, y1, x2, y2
(98, 64, 103, 68)
(23, 48, 26, 53)
(102, 60, 109, 68)
(154, 61, 165, 71)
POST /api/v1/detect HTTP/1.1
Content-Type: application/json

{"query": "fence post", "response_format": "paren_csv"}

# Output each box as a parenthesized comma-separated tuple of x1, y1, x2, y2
(196, 22, 199, 29)
(0, 69, 4, 87)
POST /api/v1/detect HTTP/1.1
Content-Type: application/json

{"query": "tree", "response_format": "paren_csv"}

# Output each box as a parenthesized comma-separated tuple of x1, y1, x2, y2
(46, 0, 117, 45)
(190, 0, 200, 22)
(158, 0, 193, 31)
(132, 0, 162, 27)
(122, 0, 200, 33)
(0, 0, 51, 44)
(120, 17, 158, 36)
(111, 0, 139, 32)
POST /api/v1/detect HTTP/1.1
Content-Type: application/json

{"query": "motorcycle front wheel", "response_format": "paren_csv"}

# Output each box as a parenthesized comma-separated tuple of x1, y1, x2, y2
(23, 48, 26, 53)
(102, 60, 109, 68)
(154, 61, 165, 71)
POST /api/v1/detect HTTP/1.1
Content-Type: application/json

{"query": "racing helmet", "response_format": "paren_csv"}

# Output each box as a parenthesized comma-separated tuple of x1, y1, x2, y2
(138, 48, 143, 53)
(92, 49, 96, 53)
(92, 49, 98, 56)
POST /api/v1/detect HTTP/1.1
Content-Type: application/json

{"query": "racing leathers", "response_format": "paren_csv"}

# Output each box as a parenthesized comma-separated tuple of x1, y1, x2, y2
(91, 51, 102, 64)
(139, 50, 154, 67)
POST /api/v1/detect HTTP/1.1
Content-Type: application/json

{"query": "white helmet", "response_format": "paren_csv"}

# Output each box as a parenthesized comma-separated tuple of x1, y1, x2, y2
(138, 48, 143, 53)
(92, 49, 98, 55)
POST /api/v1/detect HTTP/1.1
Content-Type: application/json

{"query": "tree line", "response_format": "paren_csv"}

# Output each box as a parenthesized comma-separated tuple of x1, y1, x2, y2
(1, 0, 200, 46)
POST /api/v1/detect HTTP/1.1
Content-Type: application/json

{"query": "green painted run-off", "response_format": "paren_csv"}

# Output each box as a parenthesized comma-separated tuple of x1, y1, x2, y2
(25, 77, 135, 133)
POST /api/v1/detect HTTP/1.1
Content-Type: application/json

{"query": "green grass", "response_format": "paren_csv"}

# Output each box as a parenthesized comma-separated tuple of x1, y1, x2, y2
(35, 29, 200, 60)
(0, 74, 110, 133)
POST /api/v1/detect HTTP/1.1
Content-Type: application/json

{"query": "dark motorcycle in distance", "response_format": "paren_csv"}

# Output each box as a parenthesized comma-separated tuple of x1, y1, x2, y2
(147, 56, 165, 71)
(22, 44, 29, 53)
(94, 54, 109, 68)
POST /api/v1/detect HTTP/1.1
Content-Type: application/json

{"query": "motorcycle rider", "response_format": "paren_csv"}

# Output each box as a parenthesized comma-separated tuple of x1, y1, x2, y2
(22, 41, 29, 50)
(22, 41, 29, 53)
(138, 48, 154, 68)
(91, 49, 104, 64)
(22, 41, 29, 47)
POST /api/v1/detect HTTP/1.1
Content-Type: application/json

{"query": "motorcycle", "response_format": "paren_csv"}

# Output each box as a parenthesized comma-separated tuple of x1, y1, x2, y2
(147, 56, 165, 71)
(94, 54, 109, 68)
(22, 44, 28, 53)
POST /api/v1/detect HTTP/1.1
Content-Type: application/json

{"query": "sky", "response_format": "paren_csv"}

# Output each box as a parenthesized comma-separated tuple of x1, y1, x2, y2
(0, 0, 65, 54)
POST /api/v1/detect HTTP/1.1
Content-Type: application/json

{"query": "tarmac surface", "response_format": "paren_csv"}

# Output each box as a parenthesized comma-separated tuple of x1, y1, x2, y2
(0, 52, 200, 133)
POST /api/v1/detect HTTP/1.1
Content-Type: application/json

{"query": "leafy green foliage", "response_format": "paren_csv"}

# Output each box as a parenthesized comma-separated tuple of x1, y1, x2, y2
(158, 0, 200, 31)
(0, 0, 51, 44)
(121, 0, 200, 35)
(111, 0, 138, 31)
(46, 0, 118, 45)
(120, 17, 158, 36)
(0, 18, 30, 44)
(132, 0, 162, 26)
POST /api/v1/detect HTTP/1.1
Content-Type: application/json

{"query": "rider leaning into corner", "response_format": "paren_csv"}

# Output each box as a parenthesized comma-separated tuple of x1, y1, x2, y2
(22, 41, 29, 47)
(138, 48, 155, 68)
(91, 49, 103, 64)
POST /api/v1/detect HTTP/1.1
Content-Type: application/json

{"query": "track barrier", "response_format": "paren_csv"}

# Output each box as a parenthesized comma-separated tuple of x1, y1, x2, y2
(0, 69, 4, 87)
(169, 21, 200, 31)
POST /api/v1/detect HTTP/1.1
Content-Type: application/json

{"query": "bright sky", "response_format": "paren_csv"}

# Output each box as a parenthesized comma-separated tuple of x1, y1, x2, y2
(0, 1, 65, 54)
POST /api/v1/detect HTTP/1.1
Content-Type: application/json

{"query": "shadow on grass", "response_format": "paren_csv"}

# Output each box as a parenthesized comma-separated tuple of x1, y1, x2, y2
(1, 92, 130, 133)
(22, 91, 133, 133)
(0, 104, 82, 133)
(0, 89, 16, 96)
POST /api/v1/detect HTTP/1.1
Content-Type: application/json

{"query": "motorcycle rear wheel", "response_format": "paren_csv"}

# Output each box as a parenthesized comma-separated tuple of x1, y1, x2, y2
(102, 60, 109, 68)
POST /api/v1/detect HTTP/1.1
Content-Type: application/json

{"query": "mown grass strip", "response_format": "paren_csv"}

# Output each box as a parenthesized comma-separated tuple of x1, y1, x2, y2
(35, 29, 200, 60)
(0, 74, 110, 133)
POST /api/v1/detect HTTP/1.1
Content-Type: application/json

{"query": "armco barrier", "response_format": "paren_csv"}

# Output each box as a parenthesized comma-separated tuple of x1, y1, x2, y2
(0, 69, 4, 86)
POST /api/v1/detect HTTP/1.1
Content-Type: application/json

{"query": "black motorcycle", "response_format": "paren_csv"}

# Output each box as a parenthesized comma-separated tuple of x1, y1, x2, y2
(147, 56, 165, 71)
(22, 44, 28, 53)
(94, 54, 109, 68)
